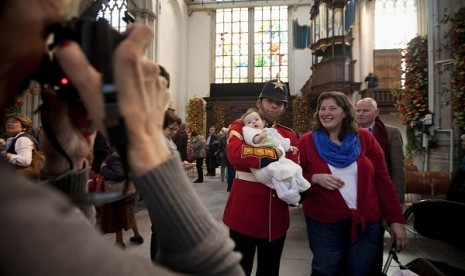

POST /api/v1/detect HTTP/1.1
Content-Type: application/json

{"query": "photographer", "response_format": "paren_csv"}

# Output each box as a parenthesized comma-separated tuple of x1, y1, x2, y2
(0, 1, 243, 275)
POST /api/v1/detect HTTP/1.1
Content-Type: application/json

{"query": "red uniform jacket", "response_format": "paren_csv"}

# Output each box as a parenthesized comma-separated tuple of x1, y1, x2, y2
(298, 129, 405, 241)
(222, 119, 298, 240)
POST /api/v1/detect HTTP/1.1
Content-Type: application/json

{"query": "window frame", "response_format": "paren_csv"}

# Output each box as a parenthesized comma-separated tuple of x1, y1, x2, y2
(213, 6, 289, 84)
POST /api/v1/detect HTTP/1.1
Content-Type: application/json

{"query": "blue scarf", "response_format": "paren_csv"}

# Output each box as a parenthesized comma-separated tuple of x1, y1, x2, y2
(313, 130, 361, 168)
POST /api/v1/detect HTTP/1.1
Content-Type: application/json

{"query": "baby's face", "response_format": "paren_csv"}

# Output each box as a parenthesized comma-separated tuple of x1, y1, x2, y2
(244, 112, 265, 129)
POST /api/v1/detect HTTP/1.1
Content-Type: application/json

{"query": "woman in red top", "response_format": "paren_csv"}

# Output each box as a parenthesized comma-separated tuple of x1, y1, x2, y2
(298, 92, 406, 275)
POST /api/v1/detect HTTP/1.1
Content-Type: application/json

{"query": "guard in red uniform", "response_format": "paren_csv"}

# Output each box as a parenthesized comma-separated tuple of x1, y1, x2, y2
(223, 79, 298, 276)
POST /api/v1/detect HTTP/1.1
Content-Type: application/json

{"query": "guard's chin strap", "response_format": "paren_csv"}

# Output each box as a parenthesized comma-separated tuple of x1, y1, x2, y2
(259, 109, 284, 127)
(257, 99, 287, 126)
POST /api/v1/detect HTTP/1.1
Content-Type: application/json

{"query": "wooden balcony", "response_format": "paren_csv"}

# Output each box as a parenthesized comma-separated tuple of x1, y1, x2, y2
(359, 88, 399, 114)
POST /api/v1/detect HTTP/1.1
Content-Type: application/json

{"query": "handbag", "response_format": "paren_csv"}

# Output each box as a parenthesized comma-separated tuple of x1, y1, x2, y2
(88, 173, 104, 193)
(100, 152, 136, 196)
(104, 179, 136, 196)
(15, 149, 45, 180)
(89, 152, 112, 193)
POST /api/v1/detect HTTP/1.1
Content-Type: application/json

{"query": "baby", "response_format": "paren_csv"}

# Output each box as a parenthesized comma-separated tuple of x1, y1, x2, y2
(241, 108, 310, 205)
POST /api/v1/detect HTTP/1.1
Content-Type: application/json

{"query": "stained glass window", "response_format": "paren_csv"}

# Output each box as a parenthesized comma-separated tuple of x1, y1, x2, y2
(254, 6, 288, 83)
(215, 8, 249, 83)
(215, 6, 289, 83)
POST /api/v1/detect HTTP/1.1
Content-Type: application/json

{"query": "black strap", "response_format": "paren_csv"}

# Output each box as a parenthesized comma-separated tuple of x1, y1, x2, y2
(39, 100, 74, 171)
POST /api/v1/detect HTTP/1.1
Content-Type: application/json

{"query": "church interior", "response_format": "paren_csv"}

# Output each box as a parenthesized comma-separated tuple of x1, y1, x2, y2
(7, 0, 465, 274)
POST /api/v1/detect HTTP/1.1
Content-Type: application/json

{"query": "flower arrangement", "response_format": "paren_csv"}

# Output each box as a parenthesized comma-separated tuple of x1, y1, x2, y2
(186, 97, 205, 134)
(441, 7, 465, 132)
(292, 96, 310, 135)
(213, 103, 230, 131)
(394, 35, 429, 125)
(392, 35, 428, 157)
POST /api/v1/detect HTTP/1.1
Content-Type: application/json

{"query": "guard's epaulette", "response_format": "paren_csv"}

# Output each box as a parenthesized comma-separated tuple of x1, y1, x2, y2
(274, 123, 295, 132)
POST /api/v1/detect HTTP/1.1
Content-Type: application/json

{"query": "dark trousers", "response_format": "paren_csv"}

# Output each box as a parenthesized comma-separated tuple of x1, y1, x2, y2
(226, 164, 235, 191)
(306, 216, 380, 276)
(195, 158, 204, 181)
(369, 224, 385, 275)
(150, 225, 158, 262)
(230, 229, 286, 276)
(206, 149, 216, 175)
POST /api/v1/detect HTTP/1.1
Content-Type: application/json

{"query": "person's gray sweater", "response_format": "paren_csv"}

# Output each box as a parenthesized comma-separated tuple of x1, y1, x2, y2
(0, 154, 243, 275)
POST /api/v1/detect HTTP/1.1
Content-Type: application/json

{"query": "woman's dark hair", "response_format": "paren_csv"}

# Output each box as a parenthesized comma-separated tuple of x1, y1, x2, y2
(313, 91, 358, 140)
(159, 65, 170, 88)
(163, 110, 181, 129)
(191, 131, 198, 137)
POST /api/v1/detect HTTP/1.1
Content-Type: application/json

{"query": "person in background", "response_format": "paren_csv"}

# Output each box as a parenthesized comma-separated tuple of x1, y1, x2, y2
(217, 127, 229, 182)
(223, 79, 299, 276)
(0, 1, 243, 274)
(355, 98, 406, 203)
(205, 126, 218, 176)
(151, 110, 195, 259)
(191, 131, 206, 183)
(365, 72, 379, 89)
(2, 113, 44, 180)
(355, 97, 406, 275)
(162, 110, 194, 171)
(2, 113, 36, 167)
(224, 124, 235, 192)
(90, 131, 108, 178)
(99, 149, 143, 249)
(298, 91, 406, 275)
(446, 134, 465, 203)
(173, 123, 188, 161)
(162, 110, 182, 153)
(225, 153, 235, 191)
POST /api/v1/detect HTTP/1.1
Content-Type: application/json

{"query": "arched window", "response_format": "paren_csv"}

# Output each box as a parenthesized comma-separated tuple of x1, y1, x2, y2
(97, 0, 132, 32)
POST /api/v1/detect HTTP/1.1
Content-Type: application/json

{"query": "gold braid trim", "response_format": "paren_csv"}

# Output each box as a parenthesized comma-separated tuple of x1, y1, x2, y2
(227, 130, 243, 144)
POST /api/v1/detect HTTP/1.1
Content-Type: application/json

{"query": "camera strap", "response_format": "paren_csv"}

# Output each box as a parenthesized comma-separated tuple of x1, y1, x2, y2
(35, 0, 131, 205)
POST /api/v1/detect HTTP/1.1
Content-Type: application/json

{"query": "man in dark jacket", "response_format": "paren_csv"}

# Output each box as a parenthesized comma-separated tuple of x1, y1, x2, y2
(173, 123, 188, 161)
(205, 126, 218, 176)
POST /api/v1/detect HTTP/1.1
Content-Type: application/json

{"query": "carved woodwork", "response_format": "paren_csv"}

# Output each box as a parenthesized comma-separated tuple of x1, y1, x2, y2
(373, 49, 402, 89)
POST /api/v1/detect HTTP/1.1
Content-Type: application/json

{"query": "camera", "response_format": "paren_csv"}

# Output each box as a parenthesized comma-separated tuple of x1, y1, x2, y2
(35, 2, 124, 103)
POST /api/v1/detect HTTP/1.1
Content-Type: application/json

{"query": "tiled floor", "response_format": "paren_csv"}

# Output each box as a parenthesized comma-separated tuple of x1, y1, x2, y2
(98, 168, 465, 275)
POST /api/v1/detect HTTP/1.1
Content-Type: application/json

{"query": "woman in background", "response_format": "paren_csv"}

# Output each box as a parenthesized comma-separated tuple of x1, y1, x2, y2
(191, 131, 206, 183)
(99, 149, 143, 249)
(2, 113, 44, 180)
(3, 113, 36, 167)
